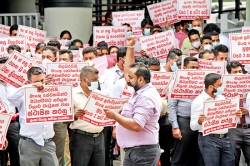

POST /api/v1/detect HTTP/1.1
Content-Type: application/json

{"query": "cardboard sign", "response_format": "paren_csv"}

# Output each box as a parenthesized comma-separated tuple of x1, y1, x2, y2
(151, 72, 174, 97)
(17, 25, 46, 52)
(229, 33, 250, 64)
(30, 57, 42, 66)
(106, 55, 117, 69)
(46, 62, 89, 87)
(0, 24, 10, 37)
(134, 35, 142, 57)
(140, 30, 178, 59)
(79, 91, 128, 126)
(93, 26, 127, 47)
(170, 70, 216, 99)
(112, 10, 144, 35)
(202, 97, 239, 136)
(71, 50, 82, 62)
(92, 56, 108, 77)
(0, 51, 44, 88)
(0, 113, 11, 150)
(198, 59, 226, 75)
(177, 0, 211, 20)
(147, 0, 178, 26)
(242, 27, 250, 33)
(0, 98, 7, 113)
(0, 37, 26, 57)
(121, 84, 134, 98)
(24, 85, 73, 123)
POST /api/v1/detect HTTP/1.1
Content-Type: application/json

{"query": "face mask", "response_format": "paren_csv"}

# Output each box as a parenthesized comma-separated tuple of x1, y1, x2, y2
(25, 52, 31, 57)
(42, 58, 52, 68)
(85, 60, 93, 66)
(192, 41, 201, 48)
(170, 62, 178, 72)
(87, 80, 99, 91)
(35, 54, 42, 59)
(60, 60, 67, 63)
(188, 24, 192, 31)
(127, 31, 133, 36)
(193, 27, 202, 34)
(127, 79, 140, 92)
(212, 42, 220, 50)
(144, 28, 150, 36)
(64, 39, 71, 46)
(204, 44, 212, 51)
(213, 86, 224, 96)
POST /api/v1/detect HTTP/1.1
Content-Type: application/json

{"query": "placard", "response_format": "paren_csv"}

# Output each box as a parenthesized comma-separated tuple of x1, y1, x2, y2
(79, 91, 128, 126)
(17, 25, 46, 53)
(92, 56, 108, 77)
(121, 84, 134, 98)
(0, 98, 7, 113)
(202, 97, 239, 136)
(170, 70, 216, 99)
(0, 24, 10, 37)
(24, 85, 73, 123)
(229, 33, 250, 64)
(0, 113, 11, 150)
(71, 50, 82, 62)
(198, 59, 226, 75)
(151, 72, 174, 97)
(0, 51, 44, 88)
(140, 30, 178, 59)
(93, 26, 127, 47)
(0, 37, 26, 57)
(177, 0, 211, 20)
(242, 27, 250, 33)
(46, 62, 89, 87)
(112, 10, 144, 35)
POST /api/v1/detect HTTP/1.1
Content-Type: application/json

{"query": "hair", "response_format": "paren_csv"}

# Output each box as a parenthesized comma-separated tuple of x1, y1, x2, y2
(35, 43, 46, 52)
(141, 17, 154, 28)
(0, 57, 8, 64)
(47, 40, 61, 50)
(122, 23, 132, 27)
(71, 39, 83, 47)
(180, 20, 190, 27)
(148, 57, 160, 67)
(7, 45, 21, 53)
(42, 46, 57, 57)
(176, 55, 183, 66)
(27, 67, 43, 81)
(109, 46, 118, 54)
(105, 11, 112, 19)
(101, 47, 109, 52)
(135, 56, 149, 65)
(60, 30, 72, 40)
(152, 30, 162, 34)
(150, 25, 162, 33)
(10, 24, 18, 35)
(174, 22, 182, 28)
(69, 45, 79, 50)
(214, 44, 229, 56)
(129, 63, 151, 83)
(208, 31, 219, 37)
(204, 73, 221, 89)
(80, 66, 99, 80)
(97, 41, 108, 48)
(167, 51, 178, 62)
(200, 34, 212, 44)
(184, 56, 198, 67)
(199, 50, 214, 58)
(59, 49, 73, 60)
(226, 61, 243, 73)
(117, 47, 127, 62)
(203, 23, 221, 34)
(82, 46, 98, 57)
(169, 48, 182, 56)
(188, 29, 200, 39)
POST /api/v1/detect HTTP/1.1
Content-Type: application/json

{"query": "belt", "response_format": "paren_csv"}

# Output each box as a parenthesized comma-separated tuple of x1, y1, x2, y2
(124, 144, 159, 152)
(237, 124, 250, 129)
(72, 129, 101, 138)
(20, 136, 53, 143)
(209, 134, 227, 139)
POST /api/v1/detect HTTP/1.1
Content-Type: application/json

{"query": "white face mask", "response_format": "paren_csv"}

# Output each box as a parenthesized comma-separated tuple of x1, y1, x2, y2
(35, 54, 42, 59)
(193, 27, 202, 34)
(85, 60, 93, 66)
(42, 58, 52, 68)
(60, 60, 67, 63)
(203, 44, 212, 51)
(192, 41, 201, 48)
(25, 52, 31, 58)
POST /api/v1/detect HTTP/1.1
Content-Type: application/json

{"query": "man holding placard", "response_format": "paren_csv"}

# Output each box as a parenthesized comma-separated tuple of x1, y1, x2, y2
(191, 73, 242, 166)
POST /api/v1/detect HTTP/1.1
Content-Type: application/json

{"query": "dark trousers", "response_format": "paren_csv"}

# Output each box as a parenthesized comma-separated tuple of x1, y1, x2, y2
(198, 133, 234, 166)
(123, 146, 161, 166)
(103, 126, 115, 166)
(171, 116, 204, 166)
(159, 124, 173, 166)
(70, 130, 105, 166)
(228, 128, 250, 166)
(0, 150, 7, 166)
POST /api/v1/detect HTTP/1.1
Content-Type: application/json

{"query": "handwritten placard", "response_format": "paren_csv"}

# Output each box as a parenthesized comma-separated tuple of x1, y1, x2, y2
(0, 113, 11, 150)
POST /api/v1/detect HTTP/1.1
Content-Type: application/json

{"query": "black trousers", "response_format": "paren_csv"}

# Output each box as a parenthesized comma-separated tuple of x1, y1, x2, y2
(103, 126, 116, 166)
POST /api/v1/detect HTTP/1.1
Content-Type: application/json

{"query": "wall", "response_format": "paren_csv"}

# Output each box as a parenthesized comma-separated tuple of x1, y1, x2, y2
(4, 0, 37, 13)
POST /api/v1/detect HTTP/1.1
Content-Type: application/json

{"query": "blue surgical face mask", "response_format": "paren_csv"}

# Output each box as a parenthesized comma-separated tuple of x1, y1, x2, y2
(170, 62, 178, 72)
(188, 24, 192, 31)
(144, 28, 150, 36)
(127, 31, 133, 36)
(212, 42, 220, 50)
(64, 39, 71, 46)
(213, 86, 224, 96)
(86, 78, 99, 91)
(25, 52, 31, 57)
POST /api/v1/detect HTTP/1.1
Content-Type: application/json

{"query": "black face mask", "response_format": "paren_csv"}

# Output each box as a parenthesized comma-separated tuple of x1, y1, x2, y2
(127, 79, 140, 92)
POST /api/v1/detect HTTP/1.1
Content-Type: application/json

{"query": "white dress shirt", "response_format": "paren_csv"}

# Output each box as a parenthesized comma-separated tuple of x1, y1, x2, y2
(219, 34, 229, 49)
(109, 78, 134, 99)
(243, 92, 250, 124)
(190, 91, 228, 134)
(99, 64, 123, 96)
(0, 83, 16, 114)
(7, 85, 54, 146)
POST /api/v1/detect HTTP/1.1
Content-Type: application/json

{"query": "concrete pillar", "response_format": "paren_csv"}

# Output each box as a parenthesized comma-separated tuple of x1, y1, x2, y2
(245, 0, 250, 26)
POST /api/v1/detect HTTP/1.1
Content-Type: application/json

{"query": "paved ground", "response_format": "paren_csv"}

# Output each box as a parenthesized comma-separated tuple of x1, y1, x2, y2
(113, 160, 121, 166)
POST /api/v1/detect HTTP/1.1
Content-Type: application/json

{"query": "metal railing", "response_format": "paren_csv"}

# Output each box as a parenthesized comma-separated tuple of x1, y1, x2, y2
(221, 27, 242, 38)
(0, 13, 40, 28)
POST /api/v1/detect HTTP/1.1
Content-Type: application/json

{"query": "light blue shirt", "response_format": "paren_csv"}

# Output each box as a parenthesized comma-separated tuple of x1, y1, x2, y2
(0, 83, 16, 114)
